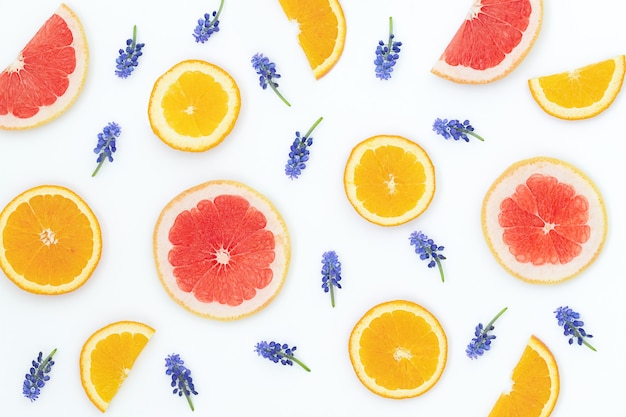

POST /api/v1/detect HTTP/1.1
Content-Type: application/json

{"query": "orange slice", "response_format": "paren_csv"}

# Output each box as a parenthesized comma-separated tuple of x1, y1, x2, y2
(0, 4, 88, 129)
(80, 321, 155, 412)
(154, 180, 290, 320)
(482, 157, 607, 283)
(0, 185, 102, 294)
(343, 135, 436, 226)
(348, 300, 447, 399)
(277, 0, 346, 79)
(528, 55, 625, 120)
(148, 59, 241, 152)
(431, 0, 543, 84)
(488, 335, 559, 417)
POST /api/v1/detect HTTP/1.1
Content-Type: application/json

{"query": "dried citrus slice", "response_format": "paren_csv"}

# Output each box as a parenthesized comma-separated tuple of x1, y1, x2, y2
(348, 300, 447, 399)
(148, 59, 241, 152)
(277, 0, 346, 79)
(0, 185, 102, 294)
(432, 0, 543, 84)
(343, 135, 435, 226)
(482, 157, 607, 283)
(528, 55, 625, 120)
(153, 180, 290, 320)
(0, 4, 88, 129)
(80, 321, 155, 412)
(489, 335, 559, 417)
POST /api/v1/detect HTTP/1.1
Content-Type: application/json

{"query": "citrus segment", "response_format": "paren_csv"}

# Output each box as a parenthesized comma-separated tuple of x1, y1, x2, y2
(488, 335, 559, 417)
(277, 0, 346, 79)
(0, 4, 88, 129)
(0, 185, 101, 294)
(154, 180, 290, 320)
(80, 321, 155, 412)
(349, 300, 447, 399)
(148, 60, 241, 152)
(431, 0, 543, 84)
(528, 55, 625, 120)
(482, 157, 606, 283)
(344, 135, 435, 226)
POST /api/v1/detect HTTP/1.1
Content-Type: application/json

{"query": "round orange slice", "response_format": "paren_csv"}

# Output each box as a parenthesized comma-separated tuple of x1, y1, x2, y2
(482, 157, 607, 283)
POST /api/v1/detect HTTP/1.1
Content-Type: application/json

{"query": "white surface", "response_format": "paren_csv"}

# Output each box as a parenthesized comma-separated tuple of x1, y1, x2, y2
(1, 0, 624, 415)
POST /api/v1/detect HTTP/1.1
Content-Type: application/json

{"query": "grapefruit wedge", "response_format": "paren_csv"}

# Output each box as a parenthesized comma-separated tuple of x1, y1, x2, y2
(432, 0, 543, 84)
(154, 180, 290, 320)
(482, 157, 607, 283)
(0, 4, 88, 130)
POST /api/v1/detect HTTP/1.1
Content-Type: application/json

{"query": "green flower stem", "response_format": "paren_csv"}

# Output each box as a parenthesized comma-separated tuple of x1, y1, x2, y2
(131, 25, 137, 50)
(270, 82, 291, 107)
(387, 16, 394, 51)
(212, 0, 225, 25)
(329, 282, 335, 308)
(433, 257, 445, 282)
(304, 116, 323, 138)
(178, 377, 195, 411)
(567, 323, 597, 351)
(42, 348, 57, 369)
(485, 307, 508, 330)
(280, 353, 311, 372)
(462, 128, 485, 141)
(91, 160, 105, 177)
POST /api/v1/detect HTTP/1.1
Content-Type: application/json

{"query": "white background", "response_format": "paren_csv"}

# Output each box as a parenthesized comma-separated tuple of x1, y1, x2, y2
(1, 0, 624, 415)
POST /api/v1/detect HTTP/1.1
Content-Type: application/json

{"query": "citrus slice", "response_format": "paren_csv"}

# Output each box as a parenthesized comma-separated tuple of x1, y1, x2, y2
(348, 300, 447, 399)
(343, 135, 435, 227)
(277, 0, 346, 79)
(488, 335, 559, 417)
(153, 180, 290, 320)
(80, 321, 155, 412)
(431, 0, 543, 84)
(528, 55, 625, 120)
(482, 157, 607, 283)
(0, 4, 88, 130)
(148, 59, 241, 152)
(0, 185, 102, 294)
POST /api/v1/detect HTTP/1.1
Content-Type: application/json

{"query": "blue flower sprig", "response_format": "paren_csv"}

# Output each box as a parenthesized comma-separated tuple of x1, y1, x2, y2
(23, 348, 56, 402)
(92, 122, 121, 177)
(193, 0, 224, 43)
(409, 231, 447, 282)
(321, 250, 342, 307)
(554, 306, 596, 351)
(466, 307, 508, 359)
(115, 25, 145, 79)
(374, 17, 402, 80)
(251, 53, 291, 107)
(285, 116, 323, 179)
(433, 118, 485, 142)
(164, 354, 198, 411)
(254, 341, 311, 372)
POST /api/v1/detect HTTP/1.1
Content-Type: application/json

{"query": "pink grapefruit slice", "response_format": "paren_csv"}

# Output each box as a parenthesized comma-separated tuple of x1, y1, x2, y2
(0, 4, 88, 130)
(482, 157, 607, 283)
(153, 180, 290, 320)
(431, 0, 543, 84)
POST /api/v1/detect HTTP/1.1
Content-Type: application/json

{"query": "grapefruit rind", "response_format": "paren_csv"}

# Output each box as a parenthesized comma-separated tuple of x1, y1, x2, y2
(482, 157, 607, 284)
(0, 4, 88, 130)
(431, 0, 543, 84)
(153, 180, 290, 320)
(528, 55, 626, 120)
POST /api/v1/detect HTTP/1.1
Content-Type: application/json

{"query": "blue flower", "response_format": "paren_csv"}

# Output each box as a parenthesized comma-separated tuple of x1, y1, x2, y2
(254, 341, 311, 372)
(409, 231, 447, 282)
(164, 354, 198, 411)
(321, 250, 342, 307)
(251, 53, 291, 106)
(23, 349, 56, 402)
(554, 306, 596, 351)
(466, 308, 507, 359)
(374, 17, 402, 80)
(193, 0, 224, 43)
(432, 118, 485, 142)
(92, 122, 121, 177)
(115, 26, 145, 79)
(285, 117, 323, 179)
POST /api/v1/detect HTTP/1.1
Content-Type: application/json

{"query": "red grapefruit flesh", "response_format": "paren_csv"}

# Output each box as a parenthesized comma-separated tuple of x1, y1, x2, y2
(482, 157, 606, 283)
(431, 0, 543, 84)
(153, 180, 290, 320)
(0, 4, 88, 130)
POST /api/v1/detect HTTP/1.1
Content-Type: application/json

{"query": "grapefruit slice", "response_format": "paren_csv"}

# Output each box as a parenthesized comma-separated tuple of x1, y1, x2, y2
(0, 4, 88, 130)
(482, 157, 607, 283)
(153, 180, 290, 320)
(431, 0, 543, 84)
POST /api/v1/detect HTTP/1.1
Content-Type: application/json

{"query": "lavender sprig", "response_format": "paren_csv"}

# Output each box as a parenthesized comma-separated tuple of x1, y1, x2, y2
(251, 53, 291, 106)
(115, 25, 145, 79)
(254, 341, 310, 372)
(433, 118, 484, 142)
(321, 250, 342, 307)
(409, 231, 447, 282)
(193, 0, 224, 43)
(466, 308, 507, 359)
(554, 306, 596, 351)
(23, 349, 56, 402)
(164, 354, 198, 411)
(374, 17, 402, 80)
(285, 116, 323, 179)
(92, 122, 121, 177)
